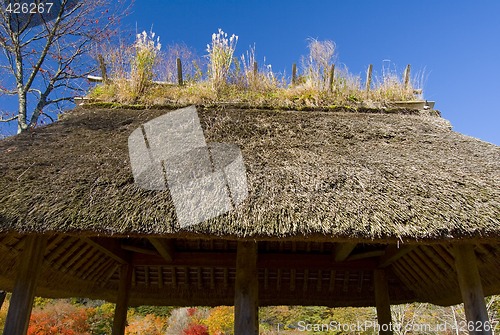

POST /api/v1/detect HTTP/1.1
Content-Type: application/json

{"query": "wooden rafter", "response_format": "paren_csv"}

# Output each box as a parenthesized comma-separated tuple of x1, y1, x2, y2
(378, 245, 416, 268)
(148, 238, 175, 262)
(83, 237, 128, 264)
(333, 243, 357, 262)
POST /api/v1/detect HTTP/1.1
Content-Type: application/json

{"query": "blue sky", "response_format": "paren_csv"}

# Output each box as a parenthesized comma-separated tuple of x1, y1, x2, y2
(122, 0, 500, 145)
(1, 1, 499, 145)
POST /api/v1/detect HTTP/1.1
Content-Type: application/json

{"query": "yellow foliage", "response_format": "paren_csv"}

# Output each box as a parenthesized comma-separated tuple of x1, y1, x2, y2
(204, 306, 234, 335)
(125, 313, 167, 335)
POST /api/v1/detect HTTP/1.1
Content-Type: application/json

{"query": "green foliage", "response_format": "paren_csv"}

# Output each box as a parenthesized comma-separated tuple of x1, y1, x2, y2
(131, 305, 175, 317)
(88, 302, 115, 335)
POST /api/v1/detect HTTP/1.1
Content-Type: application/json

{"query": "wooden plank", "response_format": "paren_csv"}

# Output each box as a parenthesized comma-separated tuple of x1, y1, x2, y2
(3, 235, 47, 335)
(303, 269, 309, 292)
(317, 270, 322, 292)
(378, 245, 416, 268)
(171, 267, 177, 288)
(234, 241, 259, 335)
(374, 269, 393, 335)
(158, 266, 164, 289)
(277, 269, 281, 291)
(329, 270, 336, 292)
(343, 271, 350, 292)
(112, 263, 134, 335)
(453, 244, 492, 335)
(149, 238, 175, 262)
(333, 243, 357, 262)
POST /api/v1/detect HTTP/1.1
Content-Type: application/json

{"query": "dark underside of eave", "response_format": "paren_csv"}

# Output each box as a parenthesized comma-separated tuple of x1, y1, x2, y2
(0, 106, 499, 241)
(1, 233, 500, 307)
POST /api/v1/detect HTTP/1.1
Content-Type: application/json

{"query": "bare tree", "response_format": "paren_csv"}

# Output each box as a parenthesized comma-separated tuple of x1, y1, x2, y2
(0, 0, 129, 134)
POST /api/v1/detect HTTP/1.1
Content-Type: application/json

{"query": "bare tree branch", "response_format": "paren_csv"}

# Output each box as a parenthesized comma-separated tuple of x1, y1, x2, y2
(0, 0, 131, 133)
(0, 115, 17, 122)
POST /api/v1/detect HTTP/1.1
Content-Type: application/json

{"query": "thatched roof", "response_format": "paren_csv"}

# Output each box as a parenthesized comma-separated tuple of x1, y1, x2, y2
(0, 105, 499, 307)
(1, 106, 498, 241)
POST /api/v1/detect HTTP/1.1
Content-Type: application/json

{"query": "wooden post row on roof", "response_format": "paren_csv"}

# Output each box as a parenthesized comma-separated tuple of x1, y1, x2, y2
(328, 64, 335, 93)
(292, 63, 297, 86)
(403, 64, 411, 88)
(234, 241, 259, 335)
(112, 263, 134, 335)
(453, 244, 493, 335)
(3, 235, 47, 335)
(365, 64, 373, 91)
(98, 54, 108, 83)
(374, 269, 394, 335)
(177, 58, 183, 86)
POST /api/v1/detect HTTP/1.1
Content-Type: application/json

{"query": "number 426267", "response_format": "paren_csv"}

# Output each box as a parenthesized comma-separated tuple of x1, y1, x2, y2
(5, 2, 54, 14)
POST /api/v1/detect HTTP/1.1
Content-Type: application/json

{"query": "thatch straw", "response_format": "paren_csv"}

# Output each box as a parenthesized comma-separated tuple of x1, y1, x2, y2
(0, 106, 498, 242)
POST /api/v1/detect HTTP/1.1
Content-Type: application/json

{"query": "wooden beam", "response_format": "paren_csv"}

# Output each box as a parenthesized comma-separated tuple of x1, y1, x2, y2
(148, 238, 175, 262)
(234, 241, 259, 335)
(83, 237, 128, 264)
(112, 263, 134, 335)
(333, 243, 357, 262)
(121, 244, 157, 255)
(132, 252, 378, 270)
(374, 269, 393, 335)
(3, 235, 47, 335)
(453, 244, 492, 335)
(378, 245, 416, 268)
(347, 250, 385, 261)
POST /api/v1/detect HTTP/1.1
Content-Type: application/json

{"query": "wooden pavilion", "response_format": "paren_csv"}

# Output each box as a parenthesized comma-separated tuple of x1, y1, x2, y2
(0, 105, 499, 335)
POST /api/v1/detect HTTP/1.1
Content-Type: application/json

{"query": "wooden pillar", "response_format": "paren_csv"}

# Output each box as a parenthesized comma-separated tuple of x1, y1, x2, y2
(112, 263, 134, 335)
(374, 269, 393, 335)
(3, 235, 47, 335)
(0, 291, 6, 310)
(234, 241, 259, 335)
(454, 244, 492, 335)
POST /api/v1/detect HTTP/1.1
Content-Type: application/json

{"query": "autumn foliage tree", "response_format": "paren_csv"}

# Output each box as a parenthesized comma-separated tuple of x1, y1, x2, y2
(0, 0, 129, 134)
(27, 300, 90, 335)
